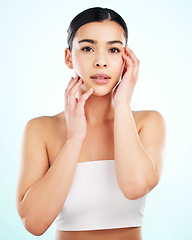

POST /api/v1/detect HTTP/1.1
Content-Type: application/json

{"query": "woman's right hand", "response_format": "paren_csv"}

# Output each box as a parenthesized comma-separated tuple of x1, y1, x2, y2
(64, 75, 94, 141)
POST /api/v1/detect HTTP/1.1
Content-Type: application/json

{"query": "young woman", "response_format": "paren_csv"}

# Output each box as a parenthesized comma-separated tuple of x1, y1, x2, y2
(16, 7, 166, 240)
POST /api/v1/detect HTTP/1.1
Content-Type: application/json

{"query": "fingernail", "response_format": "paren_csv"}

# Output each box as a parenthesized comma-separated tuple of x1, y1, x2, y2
(89, 88, 93, 92)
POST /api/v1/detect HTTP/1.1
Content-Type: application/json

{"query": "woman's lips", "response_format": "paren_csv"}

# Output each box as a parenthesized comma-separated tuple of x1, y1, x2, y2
(90, 74, 110, 84)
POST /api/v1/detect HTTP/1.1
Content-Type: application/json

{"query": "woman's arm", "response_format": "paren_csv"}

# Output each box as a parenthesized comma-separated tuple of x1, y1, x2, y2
(113, 46, 166, 200)
(16, 117, 83, 236)
(114, 105, 166, 200)
(16, 75, 93, 236)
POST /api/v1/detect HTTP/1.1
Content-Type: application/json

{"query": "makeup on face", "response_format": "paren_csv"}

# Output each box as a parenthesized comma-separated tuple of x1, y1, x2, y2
(69, 21, 126, 92)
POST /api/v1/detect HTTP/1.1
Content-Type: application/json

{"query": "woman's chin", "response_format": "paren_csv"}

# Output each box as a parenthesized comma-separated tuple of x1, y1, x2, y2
(80, 83, 114, 97)
(91, 87, 113, 97)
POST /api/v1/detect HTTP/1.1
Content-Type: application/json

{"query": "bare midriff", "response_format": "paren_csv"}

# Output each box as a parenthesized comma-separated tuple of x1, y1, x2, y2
(55, 227, 142, 240)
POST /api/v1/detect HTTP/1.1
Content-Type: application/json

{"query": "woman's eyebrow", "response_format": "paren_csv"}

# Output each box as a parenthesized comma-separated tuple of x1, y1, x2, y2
(78, 39, 95, 44)
(107, 40, 123, 45)
(78, 39, 123, 45)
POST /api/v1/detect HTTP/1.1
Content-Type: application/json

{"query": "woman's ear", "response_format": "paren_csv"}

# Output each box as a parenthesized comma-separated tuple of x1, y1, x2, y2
(65, 48, 73, 69)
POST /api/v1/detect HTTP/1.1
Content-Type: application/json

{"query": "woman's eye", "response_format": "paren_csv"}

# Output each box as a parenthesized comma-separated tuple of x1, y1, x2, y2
(81, 47, 93, 52)
(109, 48, 120, 53)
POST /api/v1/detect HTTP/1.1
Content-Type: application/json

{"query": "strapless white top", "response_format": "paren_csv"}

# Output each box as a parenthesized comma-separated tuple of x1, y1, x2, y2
(54, 160, 147, 231)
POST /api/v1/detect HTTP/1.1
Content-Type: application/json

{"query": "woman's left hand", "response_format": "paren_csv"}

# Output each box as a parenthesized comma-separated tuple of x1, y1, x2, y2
(112, 45, 140, 106)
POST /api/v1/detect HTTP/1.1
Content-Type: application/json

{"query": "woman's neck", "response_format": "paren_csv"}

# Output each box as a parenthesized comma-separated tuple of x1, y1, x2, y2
(77, 88, 114, 127)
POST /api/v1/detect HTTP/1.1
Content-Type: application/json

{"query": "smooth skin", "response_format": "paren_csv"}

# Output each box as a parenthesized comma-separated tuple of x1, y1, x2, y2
(16, 20, 166, 240)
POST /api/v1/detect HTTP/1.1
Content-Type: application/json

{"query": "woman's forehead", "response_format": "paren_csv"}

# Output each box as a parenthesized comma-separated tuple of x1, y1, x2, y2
(73, 21, 126, 44)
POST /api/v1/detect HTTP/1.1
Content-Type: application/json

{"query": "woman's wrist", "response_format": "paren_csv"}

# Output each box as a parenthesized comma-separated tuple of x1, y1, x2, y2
(66, 136, 85, 146)
(114, 101, 132, 113)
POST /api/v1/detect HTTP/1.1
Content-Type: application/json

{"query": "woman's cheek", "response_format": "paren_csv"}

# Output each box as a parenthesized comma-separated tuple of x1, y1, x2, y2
(73, 56, 88, 76)
(71, 62, 82, 78)
(113, 57, 124, 74)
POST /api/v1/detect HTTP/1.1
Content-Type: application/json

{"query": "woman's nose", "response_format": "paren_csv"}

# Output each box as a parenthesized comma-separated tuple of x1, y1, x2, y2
(94, 54, 108, 68)
(95, 63, 107, 68)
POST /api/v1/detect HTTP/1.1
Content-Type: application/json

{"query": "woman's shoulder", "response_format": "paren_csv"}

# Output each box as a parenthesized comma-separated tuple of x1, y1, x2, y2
(26, 111, 66, 126)
(22, 112, 67, 166)
(24, 111, 67, 140)
(133, 109, 164, 119)
(133, 109, 166, 132)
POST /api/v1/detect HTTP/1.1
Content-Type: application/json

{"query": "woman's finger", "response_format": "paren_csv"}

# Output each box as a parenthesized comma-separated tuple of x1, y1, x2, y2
(64, 76, 80, 112)
(68, 79, 83, 112)
(64, 77, 74, 111)
(67, 75, 80, 92)
(125, 45, 140, 64)
(76, 88, 93, 113)
(122, 54, 134, 69)
(122, 53, 139, 80)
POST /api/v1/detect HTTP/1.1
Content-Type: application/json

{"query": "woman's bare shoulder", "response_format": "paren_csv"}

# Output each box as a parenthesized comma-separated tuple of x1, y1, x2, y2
(133, 109, 166, 130)
(133, 109, 164, 118)
(25, 111, 67, 139)
(26, 111, 65, 126)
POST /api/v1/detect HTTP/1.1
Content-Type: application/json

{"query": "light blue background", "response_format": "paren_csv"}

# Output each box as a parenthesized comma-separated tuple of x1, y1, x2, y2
(1, 0, 192, 239)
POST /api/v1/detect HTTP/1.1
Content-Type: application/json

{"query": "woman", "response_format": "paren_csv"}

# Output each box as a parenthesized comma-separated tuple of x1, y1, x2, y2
(16, 7, 166, 240)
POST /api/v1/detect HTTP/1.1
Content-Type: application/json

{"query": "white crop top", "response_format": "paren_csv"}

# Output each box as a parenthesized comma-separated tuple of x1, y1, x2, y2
(54, 160, 147, 231)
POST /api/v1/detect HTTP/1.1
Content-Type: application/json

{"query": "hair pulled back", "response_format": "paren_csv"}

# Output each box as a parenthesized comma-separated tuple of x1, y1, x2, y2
(67, 7, 128, 51)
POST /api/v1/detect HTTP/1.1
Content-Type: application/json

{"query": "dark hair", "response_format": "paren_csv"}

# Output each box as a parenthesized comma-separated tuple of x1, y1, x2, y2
(67, 7, 128, 51)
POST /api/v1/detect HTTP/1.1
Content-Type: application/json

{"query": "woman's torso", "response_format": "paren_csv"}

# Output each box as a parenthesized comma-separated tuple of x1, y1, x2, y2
(55, 227, 142, 240)
(45, 110, 146, 240)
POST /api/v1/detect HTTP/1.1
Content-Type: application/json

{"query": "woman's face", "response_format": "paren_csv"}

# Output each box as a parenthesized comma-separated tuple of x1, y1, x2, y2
(65, 20, 126, 96)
